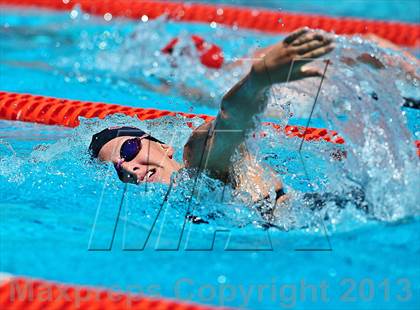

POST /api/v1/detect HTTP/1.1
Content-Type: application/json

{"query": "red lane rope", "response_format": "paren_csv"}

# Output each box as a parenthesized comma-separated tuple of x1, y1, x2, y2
(0, 0, 418, 47)
(0, 91, 346, 144)
(0, 276, 217, 310)
(1, 91, 419, 157)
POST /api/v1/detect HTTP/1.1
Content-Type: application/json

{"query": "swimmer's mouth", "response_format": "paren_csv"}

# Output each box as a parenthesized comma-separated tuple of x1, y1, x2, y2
(140, 168, 157, 183)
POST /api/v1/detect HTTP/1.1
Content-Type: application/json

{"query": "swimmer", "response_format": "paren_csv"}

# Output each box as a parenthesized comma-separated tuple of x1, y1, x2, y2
(89, 28, 335, 216)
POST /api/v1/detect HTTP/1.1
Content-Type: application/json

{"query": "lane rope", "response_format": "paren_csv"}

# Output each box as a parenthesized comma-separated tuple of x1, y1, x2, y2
(0, 0, 418, 47)
(0, 91, 346, 143)
(0, 275, 217, 310)
(1, 91, 419, 156)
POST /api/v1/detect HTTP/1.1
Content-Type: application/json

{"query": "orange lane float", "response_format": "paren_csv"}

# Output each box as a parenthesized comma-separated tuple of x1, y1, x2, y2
(0, 91, 345, 144)
(0, 0, 418, 47)
(1, 91, 419, 157)
(0, 276, 217, 310)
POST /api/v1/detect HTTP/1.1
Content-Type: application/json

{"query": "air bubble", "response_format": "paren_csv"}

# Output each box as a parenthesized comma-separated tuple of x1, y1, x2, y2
(141, 15, 149, 22)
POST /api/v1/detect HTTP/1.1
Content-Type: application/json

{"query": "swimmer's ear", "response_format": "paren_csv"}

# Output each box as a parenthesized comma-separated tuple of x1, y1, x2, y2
(160, 143, 174, 159)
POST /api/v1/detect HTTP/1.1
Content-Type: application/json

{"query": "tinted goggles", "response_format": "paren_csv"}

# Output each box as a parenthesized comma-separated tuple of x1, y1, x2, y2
(114, 136, 148, 172)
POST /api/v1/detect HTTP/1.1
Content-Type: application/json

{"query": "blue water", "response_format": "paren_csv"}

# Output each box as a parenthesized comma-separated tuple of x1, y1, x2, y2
(1, 5, 420, 310)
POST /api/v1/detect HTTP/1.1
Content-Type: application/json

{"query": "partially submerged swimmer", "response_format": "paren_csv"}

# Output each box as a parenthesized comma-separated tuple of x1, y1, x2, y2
(89, 28, 334, 210)
(137, 30, 419, 114)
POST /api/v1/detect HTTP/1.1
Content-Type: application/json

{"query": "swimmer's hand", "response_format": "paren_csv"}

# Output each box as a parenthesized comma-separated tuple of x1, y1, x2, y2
(252, 27, 334, 85)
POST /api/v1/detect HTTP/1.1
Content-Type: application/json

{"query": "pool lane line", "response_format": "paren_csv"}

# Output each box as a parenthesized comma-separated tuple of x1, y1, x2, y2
(0, 0, 418, 47)
(0, 91, 419, 157)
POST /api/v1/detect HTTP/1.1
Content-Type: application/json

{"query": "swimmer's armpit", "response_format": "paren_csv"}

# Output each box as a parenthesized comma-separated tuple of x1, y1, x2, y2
(275, 194, 289, 206)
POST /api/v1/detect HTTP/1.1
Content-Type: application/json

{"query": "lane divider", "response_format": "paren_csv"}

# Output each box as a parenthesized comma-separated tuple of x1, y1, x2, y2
(0, 0, 418, 47)
(0, 275, 218, 310)
(1, 91, 419, 157)
(0, 91, 345, 144)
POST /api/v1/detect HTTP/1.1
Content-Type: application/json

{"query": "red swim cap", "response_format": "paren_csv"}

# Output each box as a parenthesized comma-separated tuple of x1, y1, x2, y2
(161, 35, 224, 69)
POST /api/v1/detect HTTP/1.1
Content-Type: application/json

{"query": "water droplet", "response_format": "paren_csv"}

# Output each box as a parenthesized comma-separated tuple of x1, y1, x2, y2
(217, 275, 226, 284)
(104, 13, 112, 22)
(141, 15, 149, 22)
(210, 21, 217, 28)
(343, 100, 352, 111)
(70, 9, 79, 19)
(329, 268, 337, 277)
(98, 42, 107, 50)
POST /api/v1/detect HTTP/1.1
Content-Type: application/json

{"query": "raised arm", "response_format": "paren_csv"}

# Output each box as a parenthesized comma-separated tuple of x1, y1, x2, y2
(184, 28, 334, 174)
(219, 28, 333, 131)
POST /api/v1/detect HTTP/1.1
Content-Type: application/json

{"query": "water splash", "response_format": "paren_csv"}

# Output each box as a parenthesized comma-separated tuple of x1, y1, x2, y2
(284, 35, 420, 222)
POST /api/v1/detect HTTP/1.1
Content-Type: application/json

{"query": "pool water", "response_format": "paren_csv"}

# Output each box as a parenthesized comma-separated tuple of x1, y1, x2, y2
(1, 5, 420, 310)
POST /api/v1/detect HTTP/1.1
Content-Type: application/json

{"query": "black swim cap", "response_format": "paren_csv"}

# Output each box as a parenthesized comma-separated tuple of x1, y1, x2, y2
(88, 126, 164, 158)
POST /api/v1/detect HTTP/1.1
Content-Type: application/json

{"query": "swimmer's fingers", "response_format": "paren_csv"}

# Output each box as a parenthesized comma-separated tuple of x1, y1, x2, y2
(291, 31, 333, 46)
(283, 27, 310, 45)
(292, 39, 333, 55)
(298, 44, 335, 60)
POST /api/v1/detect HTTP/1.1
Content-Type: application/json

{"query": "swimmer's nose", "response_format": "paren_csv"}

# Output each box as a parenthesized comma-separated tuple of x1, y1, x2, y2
(122, 162, 146, 183)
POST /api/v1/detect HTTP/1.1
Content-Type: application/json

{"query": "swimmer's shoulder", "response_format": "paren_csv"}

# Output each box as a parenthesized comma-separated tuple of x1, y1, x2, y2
(183, 121, 213, 168)
(182, 121, 231, 179)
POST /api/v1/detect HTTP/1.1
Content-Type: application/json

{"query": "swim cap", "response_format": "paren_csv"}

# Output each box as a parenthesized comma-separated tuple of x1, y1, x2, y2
(161, 35, 224, 69)
(88, 126, 163, 159)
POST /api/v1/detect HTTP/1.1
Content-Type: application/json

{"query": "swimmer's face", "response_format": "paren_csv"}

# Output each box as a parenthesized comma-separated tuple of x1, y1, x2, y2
(98, 136, 181, 184)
